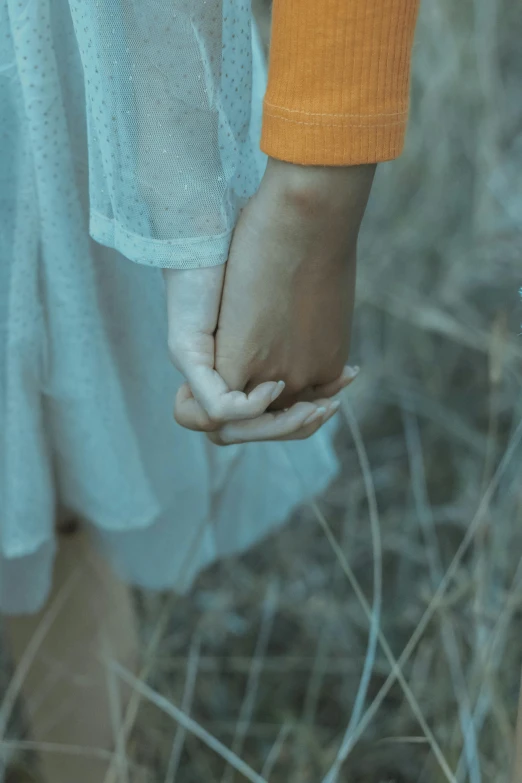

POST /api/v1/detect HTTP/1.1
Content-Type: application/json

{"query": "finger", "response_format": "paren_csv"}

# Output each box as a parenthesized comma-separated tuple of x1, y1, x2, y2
(187, 365, 286, 424)
(311, 365, 359, 400)
(174, 383, 216, 432)
(278, 399, 342, 440)
(267, 365, 360, 410)
(208, 398, 339, 446)
(174, 378, 286, 432)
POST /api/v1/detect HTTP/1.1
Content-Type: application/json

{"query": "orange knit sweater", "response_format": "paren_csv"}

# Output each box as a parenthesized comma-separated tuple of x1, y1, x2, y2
(260, 0, 420, 166)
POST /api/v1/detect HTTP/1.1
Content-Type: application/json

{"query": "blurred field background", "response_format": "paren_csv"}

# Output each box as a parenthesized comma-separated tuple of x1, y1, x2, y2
(5, 0, 522, 781)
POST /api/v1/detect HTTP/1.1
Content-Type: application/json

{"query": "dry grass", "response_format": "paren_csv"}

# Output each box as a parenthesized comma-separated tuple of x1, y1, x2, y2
(129, 2, 522, 780)
(3, 0, 522, 781)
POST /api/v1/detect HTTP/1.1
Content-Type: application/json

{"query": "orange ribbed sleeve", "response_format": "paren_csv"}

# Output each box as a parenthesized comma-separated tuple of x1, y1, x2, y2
(260, 0, 420, 166)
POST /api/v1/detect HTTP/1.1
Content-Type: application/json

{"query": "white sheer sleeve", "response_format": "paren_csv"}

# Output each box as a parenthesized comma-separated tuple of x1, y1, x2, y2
(68, 0, 266, 268)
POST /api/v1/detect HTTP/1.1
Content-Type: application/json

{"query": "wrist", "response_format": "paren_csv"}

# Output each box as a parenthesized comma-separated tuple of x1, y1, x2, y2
(263, 157, 376, 216)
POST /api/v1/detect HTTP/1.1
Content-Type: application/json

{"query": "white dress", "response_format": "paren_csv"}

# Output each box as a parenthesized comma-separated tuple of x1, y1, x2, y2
(0, 0, 339, 614)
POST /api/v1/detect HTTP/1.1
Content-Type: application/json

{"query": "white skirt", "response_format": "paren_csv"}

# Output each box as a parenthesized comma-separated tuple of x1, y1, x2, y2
(0, 0, 339, 614)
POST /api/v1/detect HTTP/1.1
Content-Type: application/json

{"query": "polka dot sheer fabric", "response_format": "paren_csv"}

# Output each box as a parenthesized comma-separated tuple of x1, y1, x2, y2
(0, 0, 339, 614)
(70, 0, 265, 268)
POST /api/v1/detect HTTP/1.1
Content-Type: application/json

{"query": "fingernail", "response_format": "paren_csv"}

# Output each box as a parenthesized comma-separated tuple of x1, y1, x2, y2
(271, 380, 285, 402)
(303, 406, 327, 426)
(343, 365, 360, 383)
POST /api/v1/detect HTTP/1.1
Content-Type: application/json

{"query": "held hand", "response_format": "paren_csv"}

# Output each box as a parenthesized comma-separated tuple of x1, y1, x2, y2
(164, 265, 286, 429)
(212, 159, 375, 440)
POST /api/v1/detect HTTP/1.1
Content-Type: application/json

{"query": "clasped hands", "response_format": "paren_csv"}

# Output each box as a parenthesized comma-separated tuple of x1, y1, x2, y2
(165, 159, 375, 445)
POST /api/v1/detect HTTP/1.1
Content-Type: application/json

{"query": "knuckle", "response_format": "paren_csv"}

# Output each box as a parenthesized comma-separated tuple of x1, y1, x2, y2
(218, 435, 233, 447)
(215, 423, 238, 446)
(207, 431, 232, 447)
(198, 417, 220, 433)
(205, 403, 225, 426)
(285, 374, 310, 396)
(202, 420, 220, 433)
(174, 408, 214, 434)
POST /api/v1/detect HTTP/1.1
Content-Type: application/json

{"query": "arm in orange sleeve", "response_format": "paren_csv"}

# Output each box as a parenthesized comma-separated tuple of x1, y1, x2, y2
(260, 0, 420, 166)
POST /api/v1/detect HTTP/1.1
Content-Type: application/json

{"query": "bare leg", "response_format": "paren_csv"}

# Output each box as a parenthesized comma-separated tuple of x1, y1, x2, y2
(4, 525, 139, 783)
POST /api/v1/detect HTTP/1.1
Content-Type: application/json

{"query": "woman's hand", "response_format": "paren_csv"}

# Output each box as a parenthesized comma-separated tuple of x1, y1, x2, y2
(164, 265, 285, 425)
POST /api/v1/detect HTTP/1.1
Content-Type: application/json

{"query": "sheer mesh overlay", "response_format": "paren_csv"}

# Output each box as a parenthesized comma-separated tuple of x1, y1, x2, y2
(0, 0, 339, 614)
(69, 0, 266, 268)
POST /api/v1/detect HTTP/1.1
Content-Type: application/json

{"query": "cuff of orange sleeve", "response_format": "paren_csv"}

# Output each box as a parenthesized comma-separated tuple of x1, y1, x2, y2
(261, 104, 408, 166)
